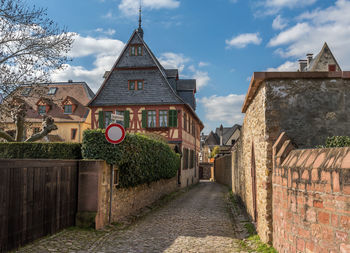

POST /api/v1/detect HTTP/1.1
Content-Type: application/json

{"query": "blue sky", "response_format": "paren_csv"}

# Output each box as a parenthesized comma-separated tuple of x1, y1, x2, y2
(31, 0, 350, 133)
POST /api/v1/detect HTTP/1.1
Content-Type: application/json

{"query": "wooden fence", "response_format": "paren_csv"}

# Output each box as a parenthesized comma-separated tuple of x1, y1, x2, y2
(0, 160, 79, 252)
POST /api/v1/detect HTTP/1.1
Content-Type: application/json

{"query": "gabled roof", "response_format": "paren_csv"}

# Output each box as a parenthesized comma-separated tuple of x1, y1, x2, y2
(204, 131, 220, 146)
(177, 80, 196, 91)
(305, 42, 342, 72)
(3, 82, 94, 123)
(215, 124, 241, 145)
(165, 69, 178, 79)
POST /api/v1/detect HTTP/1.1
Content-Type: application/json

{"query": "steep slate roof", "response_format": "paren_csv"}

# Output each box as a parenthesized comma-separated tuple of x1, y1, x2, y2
(3, 82, 94, 123)
(215, 124, 241, 145)
(88, 29, 200, 122)
(204, 131, 220, 146)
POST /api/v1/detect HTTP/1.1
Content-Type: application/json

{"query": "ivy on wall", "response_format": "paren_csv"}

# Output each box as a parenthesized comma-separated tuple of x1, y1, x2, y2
(82, 129, 180, 188)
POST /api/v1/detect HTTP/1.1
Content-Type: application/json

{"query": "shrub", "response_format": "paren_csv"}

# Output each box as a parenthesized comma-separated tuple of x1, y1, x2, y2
(321, 136, 350, 148)
(210, 146, 220, 158)
(82, 129, 180, 188)
(0, 142, 82, 159)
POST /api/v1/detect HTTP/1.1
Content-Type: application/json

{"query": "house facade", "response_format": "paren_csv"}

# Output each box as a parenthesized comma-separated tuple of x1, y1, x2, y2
(1, 81, 94, 142)
(88, 25, 204, 187)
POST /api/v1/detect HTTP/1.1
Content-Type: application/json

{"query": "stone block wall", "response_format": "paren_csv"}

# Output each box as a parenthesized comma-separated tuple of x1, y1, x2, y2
(273, 133, 350, 253)
(214, 155, 232, 188)
(77, 161, 178, 229)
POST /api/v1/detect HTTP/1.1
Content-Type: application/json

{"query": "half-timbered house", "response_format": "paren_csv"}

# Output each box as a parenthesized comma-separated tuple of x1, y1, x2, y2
(88, 20, 204, 187)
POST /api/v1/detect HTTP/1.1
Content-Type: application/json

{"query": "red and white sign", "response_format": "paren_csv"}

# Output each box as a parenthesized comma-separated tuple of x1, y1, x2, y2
(105, 123, 125, 144)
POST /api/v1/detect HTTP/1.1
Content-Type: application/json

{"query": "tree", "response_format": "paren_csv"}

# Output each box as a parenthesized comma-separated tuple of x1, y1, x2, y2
(0, 0, 74, 142)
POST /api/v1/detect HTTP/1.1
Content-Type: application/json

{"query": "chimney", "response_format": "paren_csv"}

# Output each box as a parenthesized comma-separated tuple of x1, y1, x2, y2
(68, 80, 73, 83)
(298, 60, 307, 72)
(219, 124, 223, 146)
(306, 53, 313, 67)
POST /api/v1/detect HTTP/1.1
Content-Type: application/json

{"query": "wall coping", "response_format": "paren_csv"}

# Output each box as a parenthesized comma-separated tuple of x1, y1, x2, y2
(242, 71, 350, 113)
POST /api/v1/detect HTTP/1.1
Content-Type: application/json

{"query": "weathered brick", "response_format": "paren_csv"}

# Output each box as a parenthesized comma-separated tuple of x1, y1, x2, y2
(340, 244, 350, 253)
(335, 230, 348, 242)
(297, 238, 305, 251)
(340, 216, 350, 230)
(313, 199, 323, 208)
(318, 211, 330, 225)
(298, 227, 310, 239)
(332, 171, 340, 192)
(331, 214, 339, 227)
(305, 241, 315, 253)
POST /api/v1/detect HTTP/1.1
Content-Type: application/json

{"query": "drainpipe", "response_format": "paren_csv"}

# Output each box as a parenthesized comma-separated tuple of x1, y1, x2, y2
(109, 164, 114, 224)
(194, 125, 197, 178)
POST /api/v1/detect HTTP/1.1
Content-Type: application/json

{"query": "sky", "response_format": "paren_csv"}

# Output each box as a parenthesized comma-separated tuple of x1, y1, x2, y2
(29, 0, 350, 133)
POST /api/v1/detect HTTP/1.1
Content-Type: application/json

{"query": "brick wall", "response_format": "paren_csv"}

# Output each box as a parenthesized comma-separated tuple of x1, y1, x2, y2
(214, 154, 232, 188)
(273, 133, 350, 253)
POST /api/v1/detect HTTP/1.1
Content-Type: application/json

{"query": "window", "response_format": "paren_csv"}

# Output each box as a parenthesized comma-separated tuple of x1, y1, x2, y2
(48, 87, 57, 95)
(129, 80, 143, 90)
(104, 111, 112, 127)
(159, 110, 168, 127)
(21, 87, 32, 96)
(38, 105, 46, 114)
(64, 105, 72, 114)
(130, 45, 142, 56)
(33, 127, 40, 134)
(183, 148, 189, 169)
(328, 64, 336, 72)
(137, 81, 143, 90)
(71, 128, 77, 140)
(190, 150, 194, 168)
(183, 113, 187, 131)
(147, 110, 156, 128)
(129, 81, 135, 90)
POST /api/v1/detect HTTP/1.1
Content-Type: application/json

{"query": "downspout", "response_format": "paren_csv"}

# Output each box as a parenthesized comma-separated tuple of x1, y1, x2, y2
(194, 125, 197, 178)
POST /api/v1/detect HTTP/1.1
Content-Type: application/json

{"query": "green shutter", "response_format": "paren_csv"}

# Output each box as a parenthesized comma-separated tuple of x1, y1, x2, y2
(124, 110, 130, 128)
(169, 110, 177, 127)
(98, 111, 104, 129)
(142, 110, 147, 128)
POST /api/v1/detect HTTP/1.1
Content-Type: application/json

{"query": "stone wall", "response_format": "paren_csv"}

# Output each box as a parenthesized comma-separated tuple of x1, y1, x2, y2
(214, 155, 232, 188)
(272, 133, 350, 253)
(77, 161, 178, 229)
(199, 162, 212, 180)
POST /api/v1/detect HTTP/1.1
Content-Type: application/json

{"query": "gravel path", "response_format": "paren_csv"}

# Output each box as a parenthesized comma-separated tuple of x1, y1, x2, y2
(15, 181, 249, 253)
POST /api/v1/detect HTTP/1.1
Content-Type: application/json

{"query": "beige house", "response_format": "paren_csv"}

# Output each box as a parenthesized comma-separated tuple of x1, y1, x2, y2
(1, 81, 94, 142)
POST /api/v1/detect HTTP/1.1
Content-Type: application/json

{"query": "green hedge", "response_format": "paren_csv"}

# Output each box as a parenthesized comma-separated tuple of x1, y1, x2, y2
(82, 129, 180, 188)
(323, 136, 350, 148)
(0, 142, 82, 159)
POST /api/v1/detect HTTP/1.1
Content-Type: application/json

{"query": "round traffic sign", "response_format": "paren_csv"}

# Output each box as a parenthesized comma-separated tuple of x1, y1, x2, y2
(105, 123, 126, 144)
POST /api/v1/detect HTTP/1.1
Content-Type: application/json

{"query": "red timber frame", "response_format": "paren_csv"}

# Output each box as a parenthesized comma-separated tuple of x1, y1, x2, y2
(90, 104, 185, 143)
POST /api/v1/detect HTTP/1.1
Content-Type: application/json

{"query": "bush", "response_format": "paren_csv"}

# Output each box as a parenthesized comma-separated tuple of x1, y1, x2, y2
(321, 136, 350, 148)
(82, 129, 180, 188)
(0, 142, 82, 159)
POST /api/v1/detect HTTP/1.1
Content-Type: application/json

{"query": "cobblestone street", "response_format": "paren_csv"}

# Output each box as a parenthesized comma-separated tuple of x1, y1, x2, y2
(15, 182, 253, 253)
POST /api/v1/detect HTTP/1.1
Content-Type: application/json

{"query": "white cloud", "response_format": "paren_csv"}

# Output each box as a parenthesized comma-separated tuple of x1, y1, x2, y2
(119, 0, 180, 16)
(267, 61, 299, 71)
(272, 15, 288, 30)
(199, 94, 245, 132)
(267, 0, 350, 69)
(192, 71, 210, 90)
(265, 0, 316, 9)
(51, 35, 125, 91)
(226, 33, 262, 49)
(158, 52, 190, 73)
(94, 28, 116, 36)
(198, 61, 209, 67)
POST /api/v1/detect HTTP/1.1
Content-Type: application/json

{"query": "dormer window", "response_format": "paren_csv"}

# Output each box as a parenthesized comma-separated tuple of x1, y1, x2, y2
(48, 87, 57, 95)
(38, 105, 46, 115)
(64, 105, 72, 114)
(130, 45, 142, 56)
(62, 96, 77, 114)
(128, 80, 144, 90)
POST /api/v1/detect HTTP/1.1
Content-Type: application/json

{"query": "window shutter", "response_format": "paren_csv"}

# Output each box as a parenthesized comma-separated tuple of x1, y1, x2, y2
(98, 111, 104, 129)
(142, 110, 147, 128)
(169, 110, 177, 127)
(124, 110, 130, 128)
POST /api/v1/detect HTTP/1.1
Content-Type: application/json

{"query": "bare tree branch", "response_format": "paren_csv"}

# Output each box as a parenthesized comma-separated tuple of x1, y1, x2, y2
(0, 130, 15, 142)
(24, 116, 58, 142)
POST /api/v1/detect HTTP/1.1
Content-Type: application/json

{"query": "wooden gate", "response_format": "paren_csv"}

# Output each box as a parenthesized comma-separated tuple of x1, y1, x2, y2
(0, 160, 79, 252)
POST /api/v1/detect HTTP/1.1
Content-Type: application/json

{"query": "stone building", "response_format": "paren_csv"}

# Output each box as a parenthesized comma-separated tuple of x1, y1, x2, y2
(230, 43, 350, 243)
(88, 18, 204, 187)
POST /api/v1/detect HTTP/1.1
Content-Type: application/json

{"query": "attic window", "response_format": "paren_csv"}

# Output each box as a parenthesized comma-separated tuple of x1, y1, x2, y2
(328, 64, 336, 72)
(130, 45, 142, 56)
(21, 87, 32, 96)
(38, 105, 46, 114)
(48, 87, 57, 95)
(128, 80, 144, 90)
(64, 105, 72, 114)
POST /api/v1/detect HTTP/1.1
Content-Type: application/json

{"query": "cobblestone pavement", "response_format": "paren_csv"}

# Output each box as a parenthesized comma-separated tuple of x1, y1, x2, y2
(15, 181, 252, 253)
